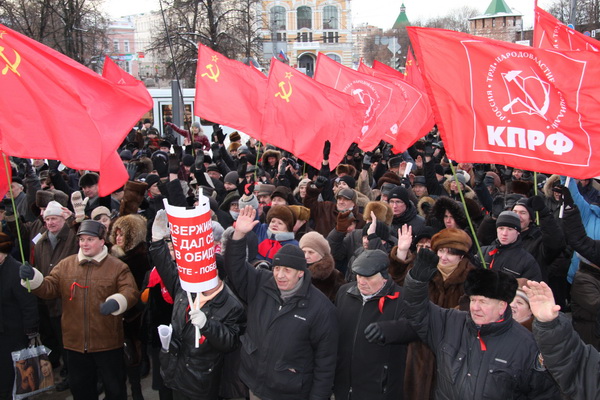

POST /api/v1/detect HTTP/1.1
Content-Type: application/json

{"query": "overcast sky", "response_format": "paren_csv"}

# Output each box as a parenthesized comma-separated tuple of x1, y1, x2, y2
(103, 0, 556, 31)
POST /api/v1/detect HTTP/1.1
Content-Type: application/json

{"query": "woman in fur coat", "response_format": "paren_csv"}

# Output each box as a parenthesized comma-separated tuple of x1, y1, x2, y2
(299, 232, 346, 302)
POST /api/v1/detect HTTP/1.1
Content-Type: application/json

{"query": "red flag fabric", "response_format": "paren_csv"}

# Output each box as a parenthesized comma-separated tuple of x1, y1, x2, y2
(194, 44, 267, 140)
(314, 53, 406, 151)
(261, 58, 366, 169)
(403, 49, 428, 92)
(407, 26, 600, 179)
(0, 153, 12, 199)
(373, 59, 405, 79)
(0, 24, 152, 196)
(357, 62, 434, 152)
(534, 6, 599, 51)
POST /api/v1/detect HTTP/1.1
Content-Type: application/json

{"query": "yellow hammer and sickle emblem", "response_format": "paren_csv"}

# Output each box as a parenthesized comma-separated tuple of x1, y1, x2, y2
(0, 45, 21, 77)
(201, 64, 220, 82)
(275, 80, 292, 102)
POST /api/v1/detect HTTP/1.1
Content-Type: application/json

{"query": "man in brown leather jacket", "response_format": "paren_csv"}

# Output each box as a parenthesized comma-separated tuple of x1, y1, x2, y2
(20, 220, 139, 400)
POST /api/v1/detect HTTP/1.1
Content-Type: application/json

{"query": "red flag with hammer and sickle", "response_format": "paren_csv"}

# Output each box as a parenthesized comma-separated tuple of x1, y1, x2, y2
(0, 24, 152, 196)
(408, 26, 600, 179)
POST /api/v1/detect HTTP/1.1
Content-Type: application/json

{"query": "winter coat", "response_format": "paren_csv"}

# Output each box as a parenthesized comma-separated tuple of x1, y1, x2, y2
(308, 254, 345, 302)
(253, 223, 299, 263)
(404, 274, 559, 399)
(390, 201, 426, 237)
(29, 248, 139, 353)
(110, 214, 150, 290)
(388, 253, 475, 399)
(303, 185, 365, 237)
(33, 221, 79, 317)
(334, 280, 417, 400)
(224, 236, 339, 400)
(480, 237, 543, 281)
(149, 240, 246, 399)
(328, 229, 393, 279)
(533, 314, 600, 400)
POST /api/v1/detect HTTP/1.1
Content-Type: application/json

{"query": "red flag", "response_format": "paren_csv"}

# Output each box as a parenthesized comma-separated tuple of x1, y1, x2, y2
(403, 49, 428, 92)
(373, 59, 405, 79)
(357, 62, 434, 152)
(194, 44, 267, 139)
(314, 53, 406, 151)
(261, 59, 366, 169)
(0, 153, 12, 199)
(534, 6, 599, 51)
(407, 26, 600, 178)
(0, 24, 152, 196)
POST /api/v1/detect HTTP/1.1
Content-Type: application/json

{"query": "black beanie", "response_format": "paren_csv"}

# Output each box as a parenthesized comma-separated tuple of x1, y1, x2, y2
(514, 198, 534, 220)
(496, 211, 521, 232)
(388, 186, 410, 205)
(272, 244, 307, 271)
(338, 175, 356, 189)
(362, 221, 390, 241)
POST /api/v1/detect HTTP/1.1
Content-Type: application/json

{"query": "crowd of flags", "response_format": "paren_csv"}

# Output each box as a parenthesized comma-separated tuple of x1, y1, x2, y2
(0, 5, 599, 199)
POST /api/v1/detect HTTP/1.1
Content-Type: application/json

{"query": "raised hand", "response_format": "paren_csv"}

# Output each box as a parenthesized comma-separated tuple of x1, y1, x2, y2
(233, 206, 259, 238)
(522, 281, 560, 323)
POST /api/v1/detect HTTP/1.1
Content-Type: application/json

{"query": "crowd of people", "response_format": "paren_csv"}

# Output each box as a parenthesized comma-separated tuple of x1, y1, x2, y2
(1, 119, 599, 400)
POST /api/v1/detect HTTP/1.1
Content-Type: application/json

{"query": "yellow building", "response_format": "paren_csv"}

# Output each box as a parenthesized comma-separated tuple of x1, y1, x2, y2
(259, 0, 353, 76)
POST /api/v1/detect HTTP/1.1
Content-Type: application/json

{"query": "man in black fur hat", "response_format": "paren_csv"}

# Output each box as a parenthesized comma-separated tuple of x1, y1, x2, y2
(402, 249, 559, 399)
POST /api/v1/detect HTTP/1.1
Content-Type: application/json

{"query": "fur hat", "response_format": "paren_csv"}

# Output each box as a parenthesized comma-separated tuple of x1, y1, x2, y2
(262, 149, 281, 165)
(431, 228, 472, 253)
(120, 180, 148, 216)
(79, 172, 99, 188)
(228, 142, 241, 153)
(229, 131, 241, 142)
(364, 201, 393, 225)
(337, 175, 356, 189)
(464, 268, 518, 304)
(377, 171, 401, 188)
(272, 244, 307, 271)
(431, 197, 467, 229)
(352, 249, 389, 277)
(271, 186, 294, 205)
(511, 180, 534, 196)
(35, 190, 55, 209)
(485, 171, 501, 188)
(110, 214, 148, 254)
(0, 232, 14, 254)
(267, 205, 295, 232)
(43, 201, 64, 219)
(496, 211, 521, 232)
(299, 231, 330, 258)
(335, 164, 357, 178)
(417, 196, 436, 218)
(289, 205, 310, 222)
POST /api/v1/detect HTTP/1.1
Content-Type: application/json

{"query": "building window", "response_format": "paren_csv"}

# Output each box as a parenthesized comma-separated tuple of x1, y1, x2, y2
(276, 32, 287, 42)
(503, 16, 506, 27)
(326, 54, 341, 63)
(323, 6, 338, 29)
(270, 6, 286, 30)
(113, 40, 119, 53)
(323, 32, 339, 43)
(123, 40, 130, 53)
(492, 18, 496, 27)
(297, 31, 313, 42)
(297, 6, 312, 29)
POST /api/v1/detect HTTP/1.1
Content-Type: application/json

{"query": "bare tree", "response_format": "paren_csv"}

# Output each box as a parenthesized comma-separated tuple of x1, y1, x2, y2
(0, 0, 109, 66)
(547, 0, 600, 25)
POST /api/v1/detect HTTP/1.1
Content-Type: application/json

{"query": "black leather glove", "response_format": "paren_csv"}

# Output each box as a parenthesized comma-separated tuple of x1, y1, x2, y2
(527, 195, 548, 215)
(212, 124, 225, 144)
(2, 198, 14, 217)
(492, 197, 505, 219)
(502, 167, 513, 182)
(19, 263, 34, 280)
(315, 176, 328, 189)
(195, 152, 205, 171)
(168, 155, 180, 174)
(47, 159, 60, 172)
(424, 142, 435, 157)
(364, 323, 385, 344)
(100, 299, 119, 315)
(362, 152, 373, 170)
(237, 159, 247, 178)
(560, 185, 574, 208)
(409, 248, 439, 282)
(473, 164, 487, 186)
(323, 140, 331, 161)
(20, 158, 35, 177)
(382, 144, 393, 161)
(126, 163, 138, 180)
(211, 143, 221, 162)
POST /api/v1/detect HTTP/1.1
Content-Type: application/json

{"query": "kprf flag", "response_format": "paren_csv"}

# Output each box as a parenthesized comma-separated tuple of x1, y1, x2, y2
(357, 62, 434, 152)
(261, 58, 366, 169)
(314, 53, 406, 151)
(0, 24, 152, 196)
(407, 26, 600, 179)
(534, 6, 599, 51)
(195, 44, 266, 139)
(163, 198, 218, 293)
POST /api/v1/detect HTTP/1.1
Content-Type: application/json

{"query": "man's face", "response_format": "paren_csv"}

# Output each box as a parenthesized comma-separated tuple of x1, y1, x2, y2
(298, 185, 307, 198)
(82, 184, 98, 199)
(443, 210, 457, 229)
(207, 171, 221, 180)
(512, 169, 524, 180)
(144, 122, 152, 130)
(497, 226, 519, 245)
(356, 273, 386, 296)
(258, 194, 271, 205)
(8, 182, 23, 199)
(388, 198, 407, 216)
(413, 184, 427, 198)
(224, 182, 237, 192)
(268, 156, 277, 166)
(33, 159, 45, 168)
(271, 196, 287, 207)
(149, 183, 161, 197)
(78, 234, 105, 257)
(512, 205, 531, 231)
(337, 180, 350, 190)
(273, 266, 304, 291)
(470, 295, 507, 325)
(45, 215, 66, 235)
(160, 146, 171, 153)
(336, 196, 354, 212)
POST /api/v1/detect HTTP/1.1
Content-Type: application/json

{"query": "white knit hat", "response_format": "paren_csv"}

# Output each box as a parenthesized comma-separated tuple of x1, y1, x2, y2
(43, 201, 64, 219)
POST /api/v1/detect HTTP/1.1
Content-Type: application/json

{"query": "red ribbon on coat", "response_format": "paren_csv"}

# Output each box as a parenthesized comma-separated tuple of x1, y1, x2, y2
(378, 291, 400, 314)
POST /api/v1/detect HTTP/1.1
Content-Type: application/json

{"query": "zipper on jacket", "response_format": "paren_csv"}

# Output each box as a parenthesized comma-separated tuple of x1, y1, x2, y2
(83, 265, 92, 352)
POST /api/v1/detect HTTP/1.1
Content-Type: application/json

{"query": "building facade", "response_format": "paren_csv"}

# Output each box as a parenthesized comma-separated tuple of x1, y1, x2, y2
(259, 0, 353, 76)
(106, 17, 139, 77)
(469, 0, 524, 43)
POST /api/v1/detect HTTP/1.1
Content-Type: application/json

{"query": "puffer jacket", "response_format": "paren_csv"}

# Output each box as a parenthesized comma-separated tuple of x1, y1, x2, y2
(404, 274, 559, 399)
(29, 249, 139, 353)
(149, 240, 246, 399)
(224, 236, 339, 400)
(480, 237, 543, 281)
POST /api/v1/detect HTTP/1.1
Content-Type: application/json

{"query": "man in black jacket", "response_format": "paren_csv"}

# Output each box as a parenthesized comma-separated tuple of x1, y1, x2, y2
(334, 250, 417, 400)
(404, 249, 558, 399)
(225, 206, 338, 400)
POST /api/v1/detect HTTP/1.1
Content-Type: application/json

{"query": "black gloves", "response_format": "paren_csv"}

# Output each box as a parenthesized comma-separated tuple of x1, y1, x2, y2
(19, 263, 34, 280)
(211, 143, 221, 162)
(527, 195, 549, 215)
(561, 185, 574, 208)
(100, 299, 119, 315)
(323, 140, 331, 161)
(364, 323, 385, 344)
(126, 163, 138, 180)
(473, 164, 487, 186)
(212, 124, 225, 144)
(409, 248, 439, 282)
(492, 197, 505, 219)
(315, 176, 328, 189)
(237, 157, 248, 178)
(168, 155, 180, 174)
(362, 152, 373, 170)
